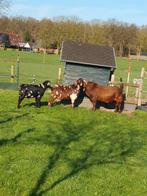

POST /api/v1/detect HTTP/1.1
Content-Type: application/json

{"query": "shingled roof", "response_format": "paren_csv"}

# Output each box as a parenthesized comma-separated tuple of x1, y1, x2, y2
(61, 41, 116, 68)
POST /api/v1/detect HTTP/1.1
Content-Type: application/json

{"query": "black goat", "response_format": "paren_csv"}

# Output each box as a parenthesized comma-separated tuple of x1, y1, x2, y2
(17, 80, 51, 108)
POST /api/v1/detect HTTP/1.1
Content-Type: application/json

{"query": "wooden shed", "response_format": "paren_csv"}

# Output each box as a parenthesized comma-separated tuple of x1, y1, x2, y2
(61, 41, 117, 85)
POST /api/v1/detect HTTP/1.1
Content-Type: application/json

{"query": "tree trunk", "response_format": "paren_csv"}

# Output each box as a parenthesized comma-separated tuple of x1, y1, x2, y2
(128, 47, 131, 58)
(119, 44, 123, 57)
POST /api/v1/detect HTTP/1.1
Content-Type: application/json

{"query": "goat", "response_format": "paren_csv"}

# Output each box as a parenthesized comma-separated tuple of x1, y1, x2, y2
(76, 78, 124, 112)
(17, 80, 51, 108)
(48, 80, 84, 108)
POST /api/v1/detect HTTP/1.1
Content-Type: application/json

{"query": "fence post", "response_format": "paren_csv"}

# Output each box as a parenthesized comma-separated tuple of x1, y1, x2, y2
(137, 67, 144, 107)
(57, 67, 62, 84)
(110, 74, 115, 86)
(126, 64, 131, 98)
(16, 55, 20, 88)
(10, 65, 15, 83)
(32, 74, 36, 84)
(43, 49, 46, 64)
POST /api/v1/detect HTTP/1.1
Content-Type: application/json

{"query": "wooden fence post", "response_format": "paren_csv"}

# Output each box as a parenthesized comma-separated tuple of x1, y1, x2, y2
(137, 67, 144, 107)
(57, 67, 62, 84)
(10, 65, 15, 83)
(32, 74, 36, 84)
(110, 74, 115, 86)
(43, 49, 46, 64)
(16, 55, 20, 88)
(126, 64, 131, 98)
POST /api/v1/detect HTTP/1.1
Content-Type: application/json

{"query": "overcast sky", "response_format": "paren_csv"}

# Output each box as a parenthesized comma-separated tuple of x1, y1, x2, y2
(7, 0, 147, 26)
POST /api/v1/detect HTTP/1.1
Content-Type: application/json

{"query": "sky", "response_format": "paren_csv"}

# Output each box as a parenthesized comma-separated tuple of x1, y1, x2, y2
(7, 0, 147, 26)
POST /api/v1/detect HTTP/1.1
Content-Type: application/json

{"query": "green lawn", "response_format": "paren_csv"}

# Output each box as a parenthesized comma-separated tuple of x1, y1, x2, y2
(0, 49, 147, 195)
(0, 90, 147, 195)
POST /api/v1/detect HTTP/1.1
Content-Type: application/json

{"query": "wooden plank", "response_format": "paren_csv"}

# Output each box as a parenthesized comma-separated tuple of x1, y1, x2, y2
(64, 63, 111, 85)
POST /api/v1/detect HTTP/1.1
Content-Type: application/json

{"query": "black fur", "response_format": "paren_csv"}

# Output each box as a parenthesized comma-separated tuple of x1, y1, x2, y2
(17, 80, 51, 108)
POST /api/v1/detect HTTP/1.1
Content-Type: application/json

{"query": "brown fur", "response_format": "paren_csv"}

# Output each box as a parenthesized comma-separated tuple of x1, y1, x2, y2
(48, 83, 82, 108)
(76, 79, 124, 112)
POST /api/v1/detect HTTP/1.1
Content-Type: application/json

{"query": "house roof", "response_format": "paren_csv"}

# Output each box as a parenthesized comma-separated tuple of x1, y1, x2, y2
(61, 41, 116, 68)
(8, 33, 22, 46)
(18, 42, 31, 48)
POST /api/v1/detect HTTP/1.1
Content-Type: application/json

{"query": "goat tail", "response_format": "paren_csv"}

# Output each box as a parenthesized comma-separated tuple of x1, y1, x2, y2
(120, 77, 124, 91)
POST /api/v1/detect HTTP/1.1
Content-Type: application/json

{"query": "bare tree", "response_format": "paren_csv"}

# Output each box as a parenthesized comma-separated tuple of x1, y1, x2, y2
(0, 0, 10, 15)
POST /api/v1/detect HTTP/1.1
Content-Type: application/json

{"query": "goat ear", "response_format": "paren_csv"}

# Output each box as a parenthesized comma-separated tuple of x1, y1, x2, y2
(84, 80, 87, 85)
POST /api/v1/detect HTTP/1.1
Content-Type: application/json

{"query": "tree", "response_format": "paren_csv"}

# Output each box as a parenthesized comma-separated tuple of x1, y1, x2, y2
(137, 26, 147, 55)
(38, 18, 54, 48)
(0, 0, 10, 15)
(23, 31, 31, 42)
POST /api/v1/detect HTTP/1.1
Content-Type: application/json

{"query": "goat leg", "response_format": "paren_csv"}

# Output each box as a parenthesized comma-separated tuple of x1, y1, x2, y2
(118, 103, 122, 113)
(114, 103, 119, 112)
(35, 97, 41, 107)
(17, 95, 25, 109)
(70, 94, 78, 108)
(92, 100, 97, 111)
(48, 97, 55, 107)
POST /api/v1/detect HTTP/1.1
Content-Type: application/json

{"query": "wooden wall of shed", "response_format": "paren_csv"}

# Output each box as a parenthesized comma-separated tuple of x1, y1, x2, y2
(64, 62, 111, 85)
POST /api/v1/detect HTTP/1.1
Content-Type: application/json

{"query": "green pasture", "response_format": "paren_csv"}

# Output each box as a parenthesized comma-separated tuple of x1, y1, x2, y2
(0, 49, 147, 195)
(0, 90, 147, 196)
(0, 49, 147, 97)
(0, 49, 64, 84)
(0, 49, 147, 84)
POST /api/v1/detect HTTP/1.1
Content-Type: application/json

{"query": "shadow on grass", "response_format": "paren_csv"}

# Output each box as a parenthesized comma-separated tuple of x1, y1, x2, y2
(23, 101, 48, 107)
(29, 118, 143, 196)
(0, 128, 35, 146)
(0, 113, 29, 124)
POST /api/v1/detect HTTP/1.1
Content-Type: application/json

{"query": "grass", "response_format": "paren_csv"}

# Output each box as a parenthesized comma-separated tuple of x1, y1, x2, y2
(0, 49, 147, 195)
(0, 49, 64, 84)
(0, 90, 147, 195)
(0, 49, 147, 95)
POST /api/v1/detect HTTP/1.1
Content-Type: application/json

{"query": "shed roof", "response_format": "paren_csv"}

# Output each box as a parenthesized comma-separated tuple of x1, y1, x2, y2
(61, 41, 116, 68)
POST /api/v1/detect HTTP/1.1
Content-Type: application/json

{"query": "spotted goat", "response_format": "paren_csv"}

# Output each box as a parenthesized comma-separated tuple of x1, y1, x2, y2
(17, 80, 51, 108)
(48, 79, 84, 108)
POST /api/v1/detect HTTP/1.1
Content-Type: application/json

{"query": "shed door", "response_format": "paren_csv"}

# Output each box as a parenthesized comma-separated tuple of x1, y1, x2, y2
(64, 63, 111, 85)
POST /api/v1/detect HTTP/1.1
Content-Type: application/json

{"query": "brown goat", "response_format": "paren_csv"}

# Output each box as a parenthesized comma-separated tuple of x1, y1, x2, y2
(76, 78, 124, 112)
(48, 81, 83, 108)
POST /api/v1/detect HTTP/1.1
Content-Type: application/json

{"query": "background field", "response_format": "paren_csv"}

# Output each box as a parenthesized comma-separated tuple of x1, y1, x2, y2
(0, 50, 147, 195)
(0, 49, 147, 97)
(0, 50, 63, 84)
(0, 50, 147, 83)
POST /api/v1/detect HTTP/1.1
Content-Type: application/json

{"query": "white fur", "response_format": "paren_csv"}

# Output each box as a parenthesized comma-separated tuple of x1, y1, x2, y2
(70, 93, 77, 107)
(41, 84, 45, 88)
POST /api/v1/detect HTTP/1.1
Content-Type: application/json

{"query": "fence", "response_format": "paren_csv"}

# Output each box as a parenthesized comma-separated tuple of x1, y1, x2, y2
(0, 56, 63, 89)
(110, 67, 147, 106)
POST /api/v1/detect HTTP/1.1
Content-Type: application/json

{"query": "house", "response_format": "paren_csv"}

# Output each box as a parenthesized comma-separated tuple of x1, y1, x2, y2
(61, 41, 117, 85)
(0, 33, 10, 47)
(18, 42, 32, 51)
(8, 33, 22, 48)
(0, 32, 22, 48)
